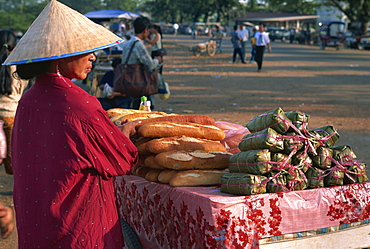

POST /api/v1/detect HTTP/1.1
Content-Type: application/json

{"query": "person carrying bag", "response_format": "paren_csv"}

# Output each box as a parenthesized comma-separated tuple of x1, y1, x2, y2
(112, 16, 162, 109)
(113, 40, 159, 98)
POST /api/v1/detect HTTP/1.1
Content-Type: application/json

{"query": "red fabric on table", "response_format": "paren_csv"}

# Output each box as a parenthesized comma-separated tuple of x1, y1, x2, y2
(12, 73, 138, 249)
(115, 175, 370, 249)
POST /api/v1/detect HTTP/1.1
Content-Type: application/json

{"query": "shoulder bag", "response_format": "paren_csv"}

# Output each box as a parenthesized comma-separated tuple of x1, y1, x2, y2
(152, 37, 167, 57)
(113, 40, 159, 98)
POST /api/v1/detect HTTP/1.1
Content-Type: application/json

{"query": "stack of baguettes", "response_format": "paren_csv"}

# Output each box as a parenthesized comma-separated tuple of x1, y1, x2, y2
(108, 108, 232, 187)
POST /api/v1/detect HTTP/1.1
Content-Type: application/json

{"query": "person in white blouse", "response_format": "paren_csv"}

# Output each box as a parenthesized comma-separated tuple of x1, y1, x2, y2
(254, 24, 272, 72)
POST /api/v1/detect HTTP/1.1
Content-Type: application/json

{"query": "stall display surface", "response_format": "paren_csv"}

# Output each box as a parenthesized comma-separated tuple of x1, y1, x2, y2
(115, 175, 370, 249)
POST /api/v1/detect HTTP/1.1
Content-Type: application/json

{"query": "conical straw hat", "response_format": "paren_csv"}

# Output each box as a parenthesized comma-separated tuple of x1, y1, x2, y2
(4, 0, 123, 65)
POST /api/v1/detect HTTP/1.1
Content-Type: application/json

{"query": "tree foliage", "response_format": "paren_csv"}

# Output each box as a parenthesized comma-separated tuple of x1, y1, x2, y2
(143, 0, 242, 24)
(325, 0, 370, 34)
(265, 0, 317, 14)
(1, 0, 369, 35)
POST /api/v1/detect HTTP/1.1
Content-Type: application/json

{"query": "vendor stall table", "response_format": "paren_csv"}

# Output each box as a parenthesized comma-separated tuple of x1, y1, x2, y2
(115, 175, 370, 249)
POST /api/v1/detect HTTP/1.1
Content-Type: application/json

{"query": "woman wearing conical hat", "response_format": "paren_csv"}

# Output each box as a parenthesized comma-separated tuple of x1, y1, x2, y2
(3, 1, 139, 248)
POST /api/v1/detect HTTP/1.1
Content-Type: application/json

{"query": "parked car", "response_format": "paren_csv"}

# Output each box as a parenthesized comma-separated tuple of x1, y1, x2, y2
(358, 36, 370, 50)
(345, 32, 370, 49)
(268, 28, 290, 42)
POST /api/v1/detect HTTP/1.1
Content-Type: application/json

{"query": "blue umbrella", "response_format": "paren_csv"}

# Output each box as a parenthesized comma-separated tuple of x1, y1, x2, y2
(85, 9, 139, 20)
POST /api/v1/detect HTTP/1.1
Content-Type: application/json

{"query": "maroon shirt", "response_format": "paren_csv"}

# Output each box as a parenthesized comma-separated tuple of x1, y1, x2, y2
(12, 73, 138, 248)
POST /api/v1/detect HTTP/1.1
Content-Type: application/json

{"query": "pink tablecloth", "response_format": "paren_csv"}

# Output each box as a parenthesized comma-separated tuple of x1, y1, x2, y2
(115, 175, 370, 249)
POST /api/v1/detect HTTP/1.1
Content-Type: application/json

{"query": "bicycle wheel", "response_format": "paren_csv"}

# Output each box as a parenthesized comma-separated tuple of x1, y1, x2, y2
(207, 44, 216, 56)
(121, 219, 143, 249)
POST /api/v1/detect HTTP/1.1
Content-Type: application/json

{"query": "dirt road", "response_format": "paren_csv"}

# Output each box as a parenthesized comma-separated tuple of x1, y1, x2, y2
(1, 34, 369, 248)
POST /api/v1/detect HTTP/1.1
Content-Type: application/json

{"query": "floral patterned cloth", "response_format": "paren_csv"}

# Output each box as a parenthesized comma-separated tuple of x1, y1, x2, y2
(115, 175, 370, 249)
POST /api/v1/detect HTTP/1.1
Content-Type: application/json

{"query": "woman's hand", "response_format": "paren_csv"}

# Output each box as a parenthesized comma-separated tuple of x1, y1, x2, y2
(108, 92, 126, 99)
(119, 120, 142, 138)
(155, 56, 163, 64)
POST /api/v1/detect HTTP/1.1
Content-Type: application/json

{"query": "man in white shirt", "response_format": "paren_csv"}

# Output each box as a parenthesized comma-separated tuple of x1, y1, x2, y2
(254, 24, 272, 72)
(237, 23, 249, 61)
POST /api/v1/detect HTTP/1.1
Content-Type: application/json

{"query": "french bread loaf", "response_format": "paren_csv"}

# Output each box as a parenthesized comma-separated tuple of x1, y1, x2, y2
(138, 122, 226, 141)
(169, 169, 229, 187)
(144, 155, 167, 169)
(115, 111, 173, 123)
(137, 114, 215, 127)
(145, 136, 226, 154)
(158, 169, 178, 184)
(136, 142, 151, 155)
(107, 108, 144, 118)
(145, 169, 163, 182)
(154, 150, 232, 170)
(134, 166, 153, 177)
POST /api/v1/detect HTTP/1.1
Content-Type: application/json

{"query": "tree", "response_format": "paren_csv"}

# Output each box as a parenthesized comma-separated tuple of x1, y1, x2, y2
(265, 0, 317, 14)
(0, 0, 48, 33)
(102, 0, 138, 12)
(325, 0, 370, 34)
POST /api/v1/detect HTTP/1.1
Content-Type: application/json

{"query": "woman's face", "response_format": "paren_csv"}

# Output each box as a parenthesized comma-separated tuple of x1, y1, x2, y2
(151, 27, 158, 34)
(58, 52, 96, 80)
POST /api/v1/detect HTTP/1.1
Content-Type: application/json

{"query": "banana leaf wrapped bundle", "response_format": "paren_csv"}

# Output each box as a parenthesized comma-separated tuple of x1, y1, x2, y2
(266, 172, 287, 193)
(311, 146, 333, 170)
(229, 149, 272, 175)
(221, 173, 267, 196)
(246, 107, 291, 135)
(305, 167, 325, 188)
(238, 128, 284, 152)
(282, 132, 304, 154)
(309, 126, 340, 148)
(271, 152, 292, 171)
(285, 111, 310, 132)
(344, 163, 368, 184)
(332, 145, 357, 165)
(324, 168, 344, 187)
(286, 169, 308, 191)
(292, 150, 312, 173)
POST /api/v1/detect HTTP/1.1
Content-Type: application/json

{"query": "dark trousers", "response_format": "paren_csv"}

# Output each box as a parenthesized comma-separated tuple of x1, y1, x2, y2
(98, 96, 132, 110)
(255, 46, 266, 70)
(232, 48, 245, 63)
(250, 46, 256, 62)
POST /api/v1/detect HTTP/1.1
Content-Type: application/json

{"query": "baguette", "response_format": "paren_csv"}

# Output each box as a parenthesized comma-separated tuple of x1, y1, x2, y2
(169, 169, 229, 187)
(145, 169, 164, 182)
(138, 122, 226, 141)
(137, 114, 215, 127)
(107, 108, 143, 118)
(115, 112, 173, 123)
(134, 166, 153, 177)
(158, 169, 179, 184)
(144, 155, 167, 169)
(146, 136, 226, 154)
(154, 150, 232, 170)
(137, 142, 151, 155)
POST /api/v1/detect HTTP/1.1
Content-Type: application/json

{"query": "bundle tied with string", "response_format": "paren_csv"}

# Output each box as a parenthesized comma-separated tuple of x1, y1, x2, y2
(221, 107, 368, 196)
(220, 173, 267, 196)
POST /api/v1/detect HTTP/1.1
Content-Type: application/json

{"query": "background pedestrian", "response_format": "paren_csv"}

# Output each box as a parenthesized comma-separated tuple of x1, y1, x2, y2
(231, 25, 246, 64)
(254, 24, 271, 72)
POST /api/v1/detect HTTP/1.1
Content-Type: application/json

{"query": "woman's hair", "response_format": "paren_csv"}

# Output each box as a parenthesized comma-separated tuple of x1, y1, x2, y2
(134, 16, 151, 34)
(111, 57, 121, 69)
(0, 30, 17, 95)
(153, 25, 163, 39)
(16, 60, 52, 80)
